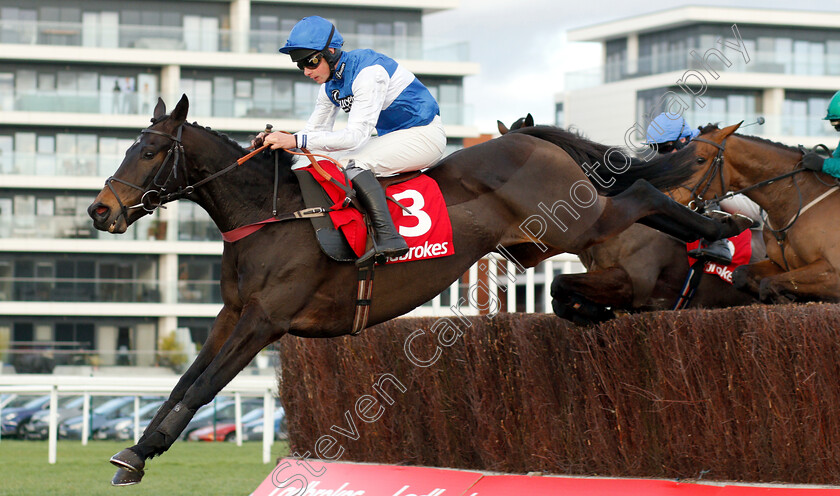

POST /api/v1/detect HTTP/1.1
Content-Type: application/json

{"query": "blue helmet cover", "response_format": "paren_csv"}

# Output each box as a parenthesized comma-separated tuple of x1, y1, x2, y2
(279, 16, 344, 54)
(644, 112, 699, 144)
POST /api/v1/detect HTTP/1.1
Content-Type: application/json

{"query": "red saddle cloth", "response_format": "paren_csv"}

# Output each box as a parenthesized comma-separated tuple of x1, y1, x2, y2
(304, 160, 454, 264)
(686, 228, 752, 284)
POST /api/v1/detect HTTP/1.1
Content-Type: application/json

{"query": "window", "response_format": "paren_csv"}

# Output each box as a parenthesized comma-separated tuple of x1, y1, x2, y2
(55, 322, 95, 350)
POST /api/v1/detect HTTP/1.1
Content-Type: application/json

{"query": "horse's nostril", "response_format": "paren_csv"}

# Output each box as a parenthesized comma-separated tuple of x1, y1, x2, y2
(96, 206, 108, 215)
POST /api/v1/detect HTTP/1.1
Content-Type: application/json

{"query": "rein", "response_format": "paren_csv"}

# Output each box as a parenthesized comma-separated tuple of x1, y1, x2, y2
(103, 123, 356, 227)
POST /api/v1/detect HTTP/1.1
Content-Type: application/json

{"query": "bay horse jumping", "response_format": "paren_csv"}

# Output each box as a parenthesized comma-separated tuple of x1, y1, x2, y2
(88, 96, 750, 485)
(497, 117, 756, 324)
(690, 123, 840, 303)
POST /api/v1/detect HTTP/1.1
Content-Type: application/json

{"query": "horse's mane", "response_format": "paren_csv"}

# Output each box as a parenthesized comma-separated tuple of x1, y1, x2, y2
(150, 115, 298, 172)
(699, 123, 802, 154)
(511, 125, 701, 195)
(185, 121, 247, 153)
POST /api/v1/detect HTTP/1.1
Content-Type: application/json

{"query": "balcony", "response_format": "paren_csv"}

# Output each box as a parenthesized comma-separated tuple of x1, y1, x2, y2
(567, 50, 840, 90)
(0, 89, 471, 127)
(0, 275, 221, 304)
(682, 111, 838, 139)
(0, 20, 471, 62)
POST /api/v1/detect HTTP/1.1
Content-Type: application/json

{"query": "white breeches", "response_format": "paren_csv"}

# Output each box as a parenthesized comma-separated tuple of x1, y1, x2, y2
(338, 115, 447, 176)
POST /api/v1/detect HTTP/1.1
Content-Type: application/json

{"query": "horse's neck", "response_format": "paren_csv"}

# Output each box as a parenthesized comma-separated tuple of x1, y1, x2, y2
(729, 139, 825, 226)
(184, 137, 299, 232)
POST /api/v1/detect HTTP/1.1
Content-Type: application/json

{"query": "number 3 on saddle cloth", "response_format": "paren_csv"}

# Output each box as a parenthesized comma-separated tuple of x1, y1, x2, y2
(294, 160, 454, 264)
(686, 228, 752, 284)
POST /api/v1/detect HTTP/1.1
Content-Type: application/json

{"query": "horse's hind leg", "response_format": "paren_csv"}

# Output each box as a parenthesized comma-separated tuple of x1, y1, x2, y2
(583, 180, 751, 247)
(551, 268, 632, 324)
(756, 258, 840, 303)
(110, 302, 283, 484)
(109, 306, 239, 485)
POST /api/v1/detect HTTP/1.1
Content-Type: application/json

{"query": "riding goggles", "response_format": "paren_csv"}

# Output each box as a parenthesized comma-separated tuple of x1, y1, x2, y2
(297, 51, 325, 70)
(648, 140, 685, 154)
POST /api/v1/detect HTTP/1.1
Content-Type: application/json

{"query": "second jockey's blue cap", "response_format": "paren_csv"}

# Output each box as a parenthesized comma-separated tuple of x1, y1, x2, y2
(644, 112, 700, 144)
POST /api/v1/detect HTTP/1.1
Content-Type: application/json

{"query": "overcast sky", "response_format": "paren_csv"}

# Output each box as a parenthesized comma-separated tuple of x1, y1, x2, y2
(423, 0, 840, 134)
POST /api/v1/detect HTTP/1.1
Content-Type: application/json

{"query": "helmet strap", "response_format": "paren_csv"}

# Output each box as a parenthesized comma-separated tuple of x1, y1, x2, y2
(320, 24, 341, 82)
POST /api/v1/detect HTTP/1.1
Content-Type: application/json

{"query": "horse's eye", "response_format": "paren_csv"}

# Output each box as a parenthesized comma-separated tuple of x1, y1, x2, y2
(143, 152, 155, 159)
(696, 157, 706, 164)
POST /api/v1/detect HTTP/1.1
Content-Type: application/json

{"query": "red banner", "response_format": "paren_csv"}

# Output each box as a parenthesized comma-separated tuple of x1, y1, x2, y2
(252, 458, 483, 496)
(253, 460, 840, 496)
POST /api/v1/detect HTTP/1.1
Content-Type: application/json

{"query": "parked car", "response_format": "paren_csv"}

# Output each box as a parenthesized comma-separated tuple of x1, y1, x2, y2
(242, 407, 287, 442)
(0, 394, 18, 410)
(59, 396, 160, 439)
(94, 400, 166, 441)
(187, 407, 265, 442)
(24, 395, 116, 440)
(1, 394, 50, 438)
(180, 398, 263, 440)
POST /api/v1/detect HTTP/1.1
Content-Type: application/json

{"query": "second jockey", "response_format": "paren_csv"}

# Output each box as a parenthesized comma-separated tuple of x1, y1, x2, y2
(645, 112, 763, 265)
(256, 16, 447, 265)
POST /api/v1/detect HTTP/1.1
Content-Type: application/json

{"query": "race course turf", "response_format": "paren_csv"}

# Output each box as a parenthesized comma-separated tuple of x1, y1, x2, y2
(0, 439, 290, 495)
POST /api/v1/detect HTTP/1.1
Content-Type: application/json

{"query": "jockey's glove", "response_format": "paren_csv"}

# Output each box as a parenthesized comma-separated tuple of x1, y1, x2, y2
(802, 152, 825, 172)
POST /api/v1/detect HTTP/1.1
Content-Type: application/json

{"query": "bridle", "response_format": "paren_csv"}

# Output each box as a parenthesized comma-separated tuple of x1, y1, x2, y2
(684, 137, 728, 212)
(103, 122, 281, 225)
(103, 121, 361, 229)
(104, 124, 186, 223)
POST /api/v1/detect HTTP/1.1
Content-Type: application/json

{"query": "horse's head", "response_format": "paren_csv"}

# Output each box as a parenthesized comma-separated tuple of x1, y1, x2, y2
(675, 121, 742, 207)
(89, 95, 190, 233)
(497, 113, 534, 135)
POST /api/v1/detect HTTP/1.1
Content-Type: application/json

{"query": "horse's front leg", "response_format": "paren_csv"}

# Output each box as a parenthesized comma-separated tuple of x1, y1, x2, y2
(756, 259, 840, 303)
(585, 180, 752, 247)
(731, 259, 786, 299)
(109, 302, 282, 485)
(142, 306, 238, 437)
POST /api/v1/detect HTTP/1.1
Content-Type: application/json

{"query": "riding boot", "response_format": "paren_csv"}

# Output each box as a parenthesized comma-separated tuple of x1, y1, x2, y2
(688, 238, 733, 265)
(349, 167, 409, 265)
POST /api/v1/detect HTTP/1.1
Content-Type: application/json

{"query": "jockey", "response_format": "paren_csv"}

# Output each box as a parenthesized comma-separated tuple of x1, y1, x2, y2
(645, 112, 763, 265)
(256, 16, 447, 265)
(802, 90, 840, 177)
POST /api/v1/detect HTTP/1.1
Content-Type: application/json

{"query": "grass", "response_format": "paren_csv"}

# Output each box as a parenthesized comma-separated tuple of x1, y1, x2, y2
(0, 439, 289, 496)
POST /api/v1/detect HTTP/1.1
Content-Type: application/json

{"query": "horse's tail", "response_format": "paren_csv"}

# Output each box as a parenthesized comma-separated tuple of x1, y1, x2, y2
(511, 125, 699, 196)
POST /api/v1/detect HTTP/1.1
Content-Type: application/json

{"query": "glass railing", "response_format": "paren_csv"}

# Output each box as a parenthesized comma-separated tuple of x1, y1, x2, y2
(0, 276, 161, 303)
(0, 276, 221, 304)
(0, 20, 471, 61)
(0, 212, 162, 241)
(682, 111, 838, 138)
(1, 152, 129, 177)
(0, 89, 162, 115)
(1, 88, 469, 126)
(567, 50, 840, 90)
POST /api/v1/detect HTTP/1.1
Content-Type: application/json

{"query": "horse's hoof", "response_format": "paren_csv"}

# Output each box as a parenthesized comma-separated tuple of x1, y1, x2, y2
(721, 213, 754, 237)
(110, 448, 145, 473)
(111, 467, 144, 486)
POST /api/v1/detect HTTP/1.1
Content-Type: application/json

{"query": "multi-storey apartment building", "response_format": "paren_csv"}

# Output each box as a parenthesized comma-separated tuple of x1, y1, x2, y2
(560, 6, 840, 147)
(0, 0, 479, 370)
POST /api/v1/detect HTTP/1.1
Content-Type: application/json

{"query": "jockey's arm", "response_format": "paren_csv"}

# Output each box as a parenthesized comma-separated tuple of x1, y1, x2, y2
(294, 65, 388, 153)
(822, 142, 840, 177)
(718, 193, 762, 225)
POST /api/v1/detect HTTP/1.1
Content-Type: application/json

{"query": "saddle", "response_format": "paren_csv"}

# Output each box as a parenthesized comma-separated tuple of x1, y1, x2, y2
(293, 163, 432, 263)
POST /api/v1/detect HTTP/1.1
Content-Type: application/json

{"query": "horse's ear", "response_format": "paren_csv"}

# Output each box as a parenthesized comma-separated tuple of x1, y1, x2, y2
(720, 121, 742, 139)
(497, 120, 510, 135)
(524, 113, 534, 128)
(169, 94, 190, 125)
(153, 98, 166, 120)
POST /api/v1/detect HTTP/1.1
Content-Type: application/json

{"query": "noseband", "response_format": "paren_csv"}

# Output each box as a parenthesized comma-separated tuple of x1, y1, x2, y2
(105, 125, 185, 223)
